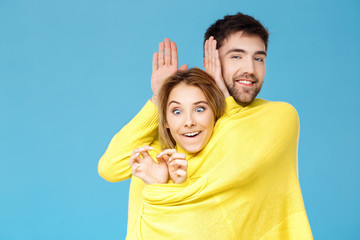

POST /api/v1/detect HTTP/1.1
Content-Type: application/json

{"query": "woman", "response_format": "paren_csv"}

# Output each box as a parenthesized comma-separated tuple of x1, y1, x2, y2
(128, 68, 226, 185)
(99, 38, 312, 240)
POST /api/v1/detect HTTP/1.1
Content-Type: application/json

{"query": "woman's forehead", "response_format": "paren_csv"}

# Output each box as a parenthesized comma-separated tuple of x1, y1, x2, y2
(167, 84, 208, 105)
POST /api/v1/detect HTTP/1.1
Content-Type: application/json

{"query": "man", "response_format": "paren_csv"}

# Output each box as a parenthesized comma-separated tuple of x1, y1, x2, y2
(98, 12, 313, 239)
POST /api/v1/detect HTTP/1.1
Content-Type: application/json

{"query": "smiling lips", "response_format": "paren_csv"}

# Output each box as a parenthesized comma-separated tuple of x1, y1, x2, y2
(183, 131, 201, 138)
(236, 79, 255, 86)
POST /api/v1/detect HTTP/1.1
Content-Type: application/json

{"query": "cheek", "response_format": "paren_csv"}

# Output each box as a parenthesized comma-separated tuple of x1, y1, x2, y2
(220, 60, 229, 75)
(255, 64, 266, 78)
(221, 61, 237, 82)
(166, 115, 180, 132)
(200, 113, 215, 130)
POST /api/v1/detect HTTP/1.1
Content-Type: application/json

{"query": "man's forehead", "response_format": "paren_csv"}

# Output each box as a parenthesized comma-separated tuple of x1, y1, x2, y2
(221, 31, 266, 51)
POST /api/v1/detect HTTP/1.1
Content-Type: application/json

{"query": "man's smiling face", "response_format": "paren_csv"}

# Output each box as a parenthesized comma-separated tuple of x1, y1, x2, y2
(219, 31, 267, 105)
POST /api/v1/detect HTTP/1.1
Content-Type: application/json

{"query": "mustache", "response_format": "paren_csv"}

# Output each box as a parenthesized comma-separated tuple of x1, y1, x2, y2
(234, 74, 258, 82)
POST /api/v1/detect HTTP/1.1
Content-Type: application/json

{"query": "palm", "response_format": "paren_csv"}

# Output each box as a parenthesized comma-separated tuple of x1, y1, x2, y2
(151, 64, 178, 96)
(204, 36, 230, 97)
(151, 38, 187, 103)
(138, 155, 169, 184)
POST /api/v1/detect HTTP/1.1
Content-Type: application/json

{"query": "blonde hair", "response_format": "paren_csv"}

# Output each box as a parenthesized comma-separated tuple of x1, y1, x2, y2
(157, 68, 225, 150)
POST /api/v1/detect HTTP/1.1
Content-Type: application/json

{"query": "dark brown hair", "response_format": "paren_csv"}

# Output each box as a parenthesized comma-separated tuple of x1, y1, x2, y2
(157, 68, 225, 150)
(204, 12, 269, 50)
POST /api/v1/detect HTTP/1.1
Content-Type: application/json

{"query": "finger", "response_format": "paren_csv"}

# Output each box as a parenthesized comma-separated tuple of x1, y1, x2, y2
(130, 146, 153, 165)
(209, 38, 216, 69)
(132, 146, 153, 155)
(140, 151, 151, 159)
(208, 37, 213, 68)
(158, 149, 177, 158)
(179, 64, 188, 71)
(204, 39, 209, 67)
(131, 163, 140, 175)
(158, 154, 170, 168)
(152, 52, 158, 72)
(212, 39, 217, 67)
(137, 145, 154, 158)
(130, 147, 141, 163)
(169, 159, 188, 169)
(129, 152, 141, 166)
(137, 145, 154, 152)
(170, 41, 178, 66)
(164, 38, 171, 65)
(168, 153, 186, 162)
(215, 49, 221, 72)
(176, 169, 186, 177)
(209, 37, 215, 66)
(158, 41, 165, 66)
(156, 154, 167, 166)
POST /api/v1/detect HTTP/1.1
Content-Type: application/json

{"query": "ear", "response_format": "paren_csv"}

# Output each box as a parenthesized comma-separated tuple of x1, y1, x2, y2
(203, 58, 205, 68)
(166, 122, 169, 128)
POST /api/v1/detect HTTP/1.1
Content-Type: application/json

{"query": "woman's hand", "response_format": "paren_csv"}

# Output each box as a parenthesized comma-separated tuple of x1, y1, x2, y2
(151, 38, 188, 104)
(129, 146, 168, 184)
(204, 36, 230, 98)
(158, 149, 188, 184)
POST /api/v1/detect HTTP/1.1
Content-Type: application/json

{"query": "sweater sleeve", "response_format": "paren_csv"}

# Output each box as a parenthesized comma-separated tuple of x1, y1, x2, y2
(98, 100, 160, 182)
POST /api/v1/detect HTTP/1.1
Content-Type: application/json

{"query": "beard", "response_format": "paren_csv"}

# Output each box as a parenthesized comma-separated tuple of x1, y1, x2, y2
(225, 75, 263, 106)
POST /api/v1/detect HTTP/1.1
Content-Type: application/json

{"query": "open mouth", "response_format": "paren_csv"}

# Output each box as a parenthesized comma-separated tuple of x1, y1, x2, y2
(183, 131, 201, 138)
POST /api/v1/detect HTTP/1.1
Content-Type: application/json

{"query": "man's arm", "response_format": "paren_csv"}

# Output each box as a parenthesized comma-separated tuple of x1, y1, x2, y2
(98, 38, 186, 182)
(98, 100, 159, 182)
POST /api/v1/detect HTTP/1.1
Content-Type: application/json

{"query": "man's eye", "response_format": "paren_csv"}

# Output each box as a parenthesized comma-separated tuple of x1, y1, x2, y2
(255, 57, 264, 62)
(195, 107, 205, 112)
(173, 109, 182, 115)
(231, 55, 241, 59)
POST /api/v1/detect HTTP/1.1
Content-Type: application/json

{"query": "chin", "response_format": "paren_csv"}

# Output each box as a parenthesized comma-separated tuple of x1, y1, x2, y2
(236, 96, 255, 105)
(233, 91, 259, 105)
(182, 144, 204, 154)
(229, 86, 261, 105)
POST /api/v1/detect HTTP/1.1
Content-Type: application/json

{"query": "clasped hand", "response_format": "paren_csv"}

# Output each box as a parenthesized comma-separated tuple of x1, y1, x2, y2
(129, 146, 188, 184)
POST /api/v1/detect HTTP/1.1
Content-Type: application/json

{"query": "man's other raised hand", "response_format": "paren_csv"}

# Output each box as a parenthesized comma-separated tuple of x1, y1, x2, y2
(151, 38, 188, 104)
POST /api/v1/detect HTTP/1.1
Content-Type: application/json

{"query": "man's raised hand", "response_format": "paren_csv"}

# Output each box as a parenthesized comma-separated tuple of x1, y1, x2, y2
(151, 38, 188, 104)
(204, 36, 230, 98)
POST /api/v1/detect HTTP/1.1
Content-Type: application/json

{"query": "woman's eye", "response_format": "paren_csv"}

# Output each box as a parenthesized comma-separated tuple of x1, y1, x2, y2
(231, 55, 241, 59)
(173, 109, 182, 115)
(195, 107, 205, 112)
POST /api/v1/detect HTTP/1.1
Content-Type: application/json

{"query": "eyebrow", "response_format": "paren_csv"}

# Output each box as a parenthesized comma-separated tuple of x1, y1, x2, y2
(168, 100, 209, 106)
(225, 48, 267, 57)
(168, 100, 180, 106)
(193, 101, 209, 105)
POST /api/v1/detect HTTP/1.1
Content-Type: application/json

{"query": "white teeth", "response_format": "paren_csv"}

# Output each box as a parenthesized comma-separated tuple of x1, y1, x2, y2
(184, 132, 200, 137)
(238, 80, 252, 84)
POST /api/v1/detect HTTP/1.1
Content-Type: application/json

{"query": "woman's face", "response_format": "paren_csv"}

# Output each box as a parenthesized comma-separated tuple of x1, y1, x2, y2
(166, 83, 215, 153)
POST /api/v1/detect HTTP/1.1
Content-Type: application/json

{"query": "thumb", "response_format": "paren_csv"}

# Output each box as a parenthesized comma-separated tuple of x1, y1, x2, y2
(157, 154, 168, 167)
(179, 64, 188, 71)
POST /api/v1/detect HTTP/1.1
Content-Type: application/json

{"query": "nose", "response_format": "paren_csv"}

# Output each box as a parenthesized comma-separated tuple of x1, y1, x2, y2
(184, 113, 196, 128)
(242, 57, 254, 75)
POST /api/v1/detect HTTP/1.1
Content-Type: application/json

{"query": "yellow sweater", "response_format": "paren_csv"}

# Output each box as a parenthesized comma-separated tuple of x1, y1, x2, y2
(98, 97, 313, 240)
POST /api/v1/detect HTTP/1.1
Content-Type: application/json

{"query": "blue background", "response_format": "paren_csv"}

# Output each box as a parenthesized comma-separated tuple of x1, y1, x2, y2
(1, 0, 359, 239)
